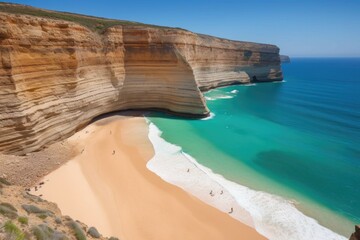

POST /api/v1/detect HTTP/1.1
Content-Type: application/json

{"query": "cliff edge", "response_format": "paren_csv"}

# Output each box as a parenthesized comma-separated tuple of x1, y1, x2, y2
(0, 3, 283, 154)
(280, 55, 291, 63)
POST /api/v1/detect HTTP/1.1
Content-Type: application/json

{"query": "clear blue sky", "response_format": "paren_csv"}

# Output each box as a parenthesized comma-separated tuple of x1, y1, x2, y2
(5, 0, 360, 57)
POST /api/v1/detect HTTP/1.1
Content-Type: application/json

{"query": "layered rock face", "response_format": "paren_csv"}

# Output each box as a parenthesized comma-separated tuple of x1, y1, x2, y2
(0, 13, 282, 154)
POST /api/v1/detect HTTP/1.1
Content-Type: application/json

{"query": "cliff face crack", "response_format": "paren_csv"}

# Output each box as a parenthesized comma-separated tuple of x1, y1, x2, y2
(0, 13, 283, 154)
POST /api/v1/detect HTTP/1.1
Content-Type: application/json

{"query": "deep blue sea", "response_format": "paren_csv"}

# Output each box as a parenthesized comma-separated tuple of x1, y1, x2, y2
(149, 58, 360, 237)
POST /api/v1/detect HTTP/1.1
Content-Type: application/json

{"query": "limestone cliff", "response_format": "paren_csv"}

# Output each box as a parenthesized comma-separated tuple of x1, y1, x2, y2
(280, 55, 291, 63)
(0, 6, 282, 155)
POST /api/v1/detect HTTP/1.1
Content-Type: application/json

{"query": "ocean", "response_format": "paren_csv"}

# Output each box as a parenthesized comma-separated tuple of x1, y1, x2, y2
(148, 58, 360, 239)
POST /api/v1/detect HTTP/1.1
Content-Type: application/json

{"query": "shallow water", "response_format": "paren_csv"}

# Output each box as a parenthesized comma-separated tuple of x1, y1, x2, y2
(149, 58, 360, 237)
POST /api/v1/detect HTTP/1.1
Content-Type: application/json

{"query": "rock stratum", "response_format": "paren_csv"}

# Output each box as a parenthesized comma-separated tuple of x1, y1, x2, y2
(0, 5, 282, 155)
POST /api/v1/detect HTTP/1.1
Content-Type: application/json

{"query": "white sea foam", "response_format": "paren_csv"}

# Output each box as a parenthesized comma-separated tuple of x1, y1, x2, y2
(243, 83, 257, 86)
(200, 112, 215, 120)
(204, 96, 214, 100)
(273, 80, 287, 83)
(230, 89, 239, 94)
(146, 121, 346, 240)
(205, 95, 234, 101)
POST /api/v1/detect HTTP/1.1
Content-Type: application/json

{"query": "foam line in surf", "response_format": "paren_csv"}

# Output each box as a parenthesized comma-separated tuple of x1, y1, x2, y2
(146, 121, 347, 240)
(201, 112, 215, 120)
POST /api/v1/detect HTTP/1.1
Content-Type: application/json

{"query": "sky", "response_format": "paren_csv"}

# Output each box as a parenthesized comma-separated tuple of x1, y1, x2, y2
(4, 0, 360, 57)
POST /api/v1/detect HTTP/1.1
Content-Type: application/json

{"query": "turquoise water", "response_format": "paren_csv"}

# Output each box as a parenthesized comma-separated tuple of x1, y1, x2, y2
(149, 58, 360, 237)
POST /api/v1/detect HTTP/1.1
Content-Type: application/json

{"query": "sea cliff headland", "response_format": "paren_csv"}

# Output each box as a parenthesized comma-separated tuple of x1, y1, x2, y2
(0, 3, 282, 155)
(280, 55, 291, 63)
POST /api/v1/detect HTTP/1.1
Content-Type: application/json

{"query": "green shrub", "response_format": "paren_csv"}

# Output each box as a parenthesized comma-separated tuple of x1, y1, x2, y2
(32, 224, 68, 240)
(37, 213, 48, 219)
(87, 227, 101, 238)
(22, 192, 43, 202)
(21, 204, 52, 215)
(55, 217, 62, 224)
(32, 224, 53, 240)
(0, 203, 18, 219)
(17, 216, 28, 225)
(68, 221, 87, 240)
(1, 202, 17, 212)
(3, 220, 25, 240)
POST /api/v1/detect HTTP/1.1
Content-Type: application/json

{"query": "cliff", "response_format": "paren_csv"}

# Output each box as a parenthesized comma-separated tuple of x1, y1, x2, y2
(0, 4, 283, 155)
(280, 55, 291, 63)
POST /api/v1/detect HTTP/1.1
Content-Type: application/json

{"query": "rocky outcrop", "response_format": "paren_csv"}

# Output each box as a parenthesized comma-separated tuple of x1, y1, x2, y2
(350, 225, 360, 240)
(0, 11, 282, 155)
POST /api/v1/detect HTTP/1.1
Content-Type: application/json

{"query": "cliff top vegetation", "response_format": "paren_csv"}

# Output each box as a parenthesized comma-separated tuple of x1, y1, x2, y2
(0, 2, 179, 33)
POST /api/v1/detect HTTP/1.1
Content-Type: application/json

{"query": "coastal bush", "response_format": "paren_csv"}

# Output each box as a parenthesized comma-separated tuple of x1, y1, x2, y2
(17, 216, 28, 225)
(22, 192, 43, 202)
(0, 203, 18, 219)
(32, 225, 49, 240)
(0, 3, 176, 33)
(37, 213, 48, 219)
(0, 202, 17, 212)
(68, 221, 87, 240)
(3, 220, 25, 240)
(21, 204, 52, 216)
(55, 217, 62, 224)
(87, 227, 101, 238)
(32, 224, 68, 240)
(108, 237, 119, 240)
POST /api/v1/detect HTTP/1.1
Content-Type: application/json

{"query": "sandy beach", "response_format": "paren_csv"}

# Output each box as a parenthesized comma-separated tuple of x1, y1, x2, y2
(34, 115, 265, 240)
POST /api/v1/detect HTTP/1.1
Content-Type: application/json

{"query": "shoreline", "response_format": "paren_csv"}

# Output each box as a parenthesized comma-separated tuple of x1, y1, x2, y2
(33, 115, 265, 240)
(146, 120, 347, 240)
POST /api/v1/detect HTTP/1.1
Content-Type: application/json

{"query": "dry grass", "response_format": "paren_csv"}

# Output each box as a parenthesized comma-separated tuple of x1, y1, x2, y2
(0, 2, 182, 33)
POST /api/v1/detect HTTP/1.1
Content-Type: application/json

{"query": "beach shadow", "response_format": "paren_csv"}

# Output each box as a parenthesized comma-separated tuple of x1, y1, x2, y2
(90, 108, 204, 127)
